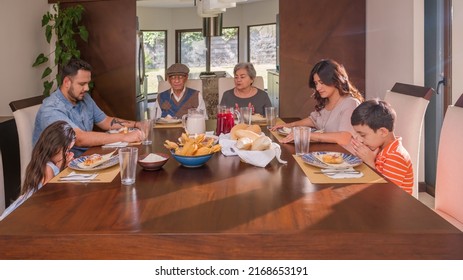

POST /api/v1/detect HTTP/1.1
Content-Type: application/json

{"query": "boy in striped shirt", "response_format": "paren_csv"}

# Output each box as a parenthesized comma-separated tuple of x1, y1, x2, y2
(350, 100, 413, 194)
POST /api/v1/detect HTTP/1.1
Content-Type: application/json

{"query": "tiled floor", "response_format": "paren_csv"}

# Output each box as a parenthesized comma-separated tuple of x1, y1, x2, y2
(418, 192, 435, 209)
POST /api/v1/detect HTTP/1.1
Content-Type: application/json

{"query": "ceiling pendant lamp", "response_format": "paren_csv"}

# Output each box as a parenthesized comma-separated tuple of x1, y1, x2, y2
(202, 13, 223, 37)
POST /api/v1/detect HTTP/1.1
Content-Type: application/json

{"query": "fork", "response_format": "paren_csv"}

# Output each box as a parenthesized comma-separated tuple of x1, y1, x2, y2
(62, 173, 96, 178)
(315, 170, 360, 175)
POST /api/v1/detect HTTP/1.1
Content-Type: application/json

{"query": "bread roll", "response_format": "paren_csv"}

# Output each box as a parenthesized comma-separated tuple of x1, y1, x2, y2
(247, 124, 262, 135)
(251, 136, 272, 151)
(230, 123, 262, 140)
(234, 129, 260, 141)
(236, 137, 253, 150)
(230, 123, 249, 140)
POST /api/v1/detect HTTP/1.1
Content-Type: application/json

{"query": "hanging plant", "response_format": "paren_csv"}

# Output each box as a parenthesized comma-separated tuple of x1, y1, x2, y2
(32, 3, 89, 96)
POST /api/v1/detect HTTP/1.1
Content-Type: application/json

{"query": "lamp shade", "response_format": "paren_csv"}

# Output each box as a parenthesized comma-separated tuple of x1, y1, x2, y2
(202, 14, 223, 37)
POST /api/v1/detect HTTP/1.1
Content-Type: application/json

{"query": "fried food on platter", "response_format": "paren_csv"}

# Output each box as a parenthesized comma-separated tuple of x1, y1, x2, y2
(164, 133, 221, 156)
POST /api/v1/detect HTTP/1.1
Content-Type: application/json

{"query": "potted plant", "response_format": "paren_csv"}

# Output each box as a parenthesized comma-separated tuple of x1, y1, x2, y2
(32, 3, 88, 96)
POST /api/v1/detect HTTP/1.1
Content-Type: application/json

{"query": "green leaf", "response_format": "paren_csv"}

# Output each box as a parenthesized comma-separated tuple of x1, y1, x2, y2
(43, 80, 54, 97)
(45, 25, 52, 43)
(41, 67, 52, 79)
(41, 14, 50, 27)
(35, 3, 88, 96)
(79, 26, 88, 42)
(62, 53, 73, 64)
(32, 53, 48, 67)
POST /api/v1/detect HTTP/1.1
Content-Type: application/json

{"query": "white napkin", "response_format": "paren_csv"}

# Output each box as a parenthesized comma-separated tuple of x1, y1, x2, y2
(236, 143, 287, 167)
(102, 141, 128, 148)
(321, 167, 364, 179)
(219, 137, 238, 156)
(59, 172, 98, 181)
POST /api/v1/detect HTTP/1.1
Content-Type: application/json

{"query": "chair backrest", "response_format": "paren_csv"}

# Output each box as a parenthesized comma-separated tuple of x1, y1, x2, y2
(157, 79, 203, 93)
(218, 76, 265, 103)
(9, 95, 44, 186)
(384, 83, 433, 198)
(0, 151, 4, 213)
(434, 94, 463, 231)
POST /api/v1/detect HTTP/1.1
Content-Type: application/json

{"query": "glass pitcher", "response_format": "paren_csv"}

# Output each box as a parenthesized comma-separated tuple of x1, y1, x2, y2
(182, 108, 206, 135)
(216, 105, 240, 136)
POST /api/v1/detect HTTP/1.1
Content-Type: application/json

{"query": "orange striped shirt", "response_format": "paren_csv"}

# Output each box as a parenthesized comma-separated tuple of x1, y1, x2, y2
(375, 138, 414, 194)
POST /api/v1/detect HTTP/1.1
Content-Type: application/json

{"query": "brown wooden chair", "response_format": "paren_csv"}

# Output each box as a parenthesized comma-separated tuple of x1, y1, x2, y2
(9, 95, 45, 186)
(385, 83, 434, 198)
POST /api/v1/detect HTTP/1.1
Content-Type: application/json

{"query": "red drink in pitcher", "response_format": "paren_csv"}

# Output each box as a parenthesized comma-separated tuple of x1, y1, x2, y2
(216, 112, 235, 135)
(216, 105, 237, 135)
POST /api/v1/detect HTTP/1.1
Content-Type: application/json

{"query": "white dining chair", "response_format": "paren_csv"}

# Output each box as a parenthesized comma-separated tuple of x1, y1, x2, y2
(218, 76, 265, 103)
(157, 79, 203, 93)
(434, 94, 463, 231)
(9, 95, 44, 187)
(384, 83, 433, 198)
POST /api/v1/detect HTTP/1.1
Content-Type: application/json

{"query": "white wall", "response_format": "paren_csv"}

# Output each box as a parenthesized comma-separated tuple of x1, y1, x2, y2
(2, 0, 462, 112)
(0, 0, 50, 116)
(366, 0, 424, 100)
(137, 0, 279, 66)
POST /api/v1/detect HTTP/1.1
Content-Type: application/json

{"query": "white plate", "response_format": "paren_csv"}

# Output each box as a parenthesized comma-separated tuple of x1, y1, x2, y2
(69, 155, 119, 171)
(301, 151, 362, 169)
(251, 114, 266, 123)
(107, 128, 136, 134)
(156, 117, 182, 124)
(277, 127, 292, 136)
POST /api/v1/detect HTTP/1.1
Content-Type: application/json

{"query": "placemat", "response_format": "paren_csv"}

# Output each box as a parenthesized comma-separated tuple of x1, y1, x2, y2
(293, 155, 387, 184)
(49, 164, 120, 184)
(268, 118, 287, 143)
(154, 122, 183, 129)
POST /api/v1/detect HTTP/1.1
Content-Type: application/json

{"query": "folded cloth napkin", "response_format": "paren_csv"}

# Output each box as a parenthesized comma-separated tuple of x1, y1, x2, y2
(102, 141, 128, 148)
(59, 171, 98, 181)
(219, 137, 238, 156)
(321, 167, 364, 179)
(236, 143, 287, 167)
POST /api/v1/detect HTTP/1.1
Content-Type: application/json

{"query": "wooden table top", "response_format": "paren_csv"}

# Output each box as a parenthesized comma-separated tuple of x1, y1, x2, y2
(1, 120, 462, 259)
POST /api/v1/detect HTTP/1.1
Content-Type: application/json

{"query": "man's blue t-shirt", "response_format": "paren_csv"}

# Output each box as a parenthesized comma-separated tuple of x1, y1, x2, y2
(33, 89, 106, 156)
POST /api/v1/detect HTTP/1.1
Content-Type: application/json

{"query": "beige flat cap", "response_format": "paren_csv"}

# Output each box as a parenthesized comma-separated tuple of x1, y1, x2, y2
(166, 63, 190, 76)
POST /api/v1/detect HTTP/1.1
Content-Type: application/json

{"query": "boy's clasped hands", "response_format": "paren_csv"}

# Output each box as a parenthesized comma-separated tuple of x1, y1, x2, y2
(350, 135, 378, 168)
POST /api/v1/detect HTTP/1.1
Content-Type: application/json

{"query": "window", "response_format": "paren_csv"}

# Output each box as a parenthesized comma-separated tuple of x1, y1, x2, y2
(142, 30, 167, 94)
(211, 27, 239, 74)
(248, 23, 277, 89)
(177, 27, 239, 77)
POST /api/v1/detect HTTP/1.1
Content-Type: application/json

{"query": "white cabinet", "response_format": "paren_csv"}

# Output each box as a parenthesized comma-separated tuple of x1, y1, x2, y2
(267, 70, 280, 113)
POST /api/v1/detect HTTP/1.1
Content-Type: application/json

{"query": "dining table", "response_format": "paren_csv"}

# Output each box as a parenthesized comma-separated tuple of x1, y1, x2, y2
(0, 119, 462, 260)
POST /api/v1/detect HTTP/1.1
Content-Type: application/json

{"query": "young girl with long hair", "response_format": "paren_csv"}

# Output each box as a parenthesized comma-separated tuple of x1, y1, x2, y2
(0, 120, 76, 220)
(271, 59, 364, 146)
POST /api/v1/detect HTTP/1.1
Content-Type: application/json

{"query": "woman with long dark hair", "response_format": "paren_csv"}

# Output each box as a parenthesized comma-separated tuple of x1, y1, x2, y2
(272, 59, 363, 145)
(1, 121, 75, 220)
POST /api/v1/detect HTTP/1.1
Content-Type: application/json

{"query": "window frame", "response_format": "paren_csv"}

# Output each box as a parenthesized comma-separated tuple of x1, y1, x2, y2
(247, 22, 277, 62)
(175, 27, 240, 73)
(141, 29, 168, 94)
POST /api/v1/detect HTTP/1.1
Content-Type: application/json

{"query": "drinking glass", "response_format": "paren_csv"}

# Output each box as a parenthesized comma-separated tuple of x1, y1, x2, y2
(240, 107, 252, 125)
(265, 107, 277, 129)
(293, 126, 311, 156)
(141, 118, 153, 145)
(119, 147, 138, 185)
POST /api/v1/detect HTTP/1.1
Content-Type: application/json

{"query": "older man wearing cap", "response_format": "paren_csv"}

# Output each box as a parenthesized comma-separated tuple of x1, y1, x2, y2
(152, 63, 208, 119)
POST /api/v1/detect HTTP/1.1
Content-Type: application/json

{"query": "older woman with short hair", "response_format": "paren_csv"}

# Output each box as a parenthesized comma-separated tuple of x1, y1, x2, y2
(220, 62, 272, 115)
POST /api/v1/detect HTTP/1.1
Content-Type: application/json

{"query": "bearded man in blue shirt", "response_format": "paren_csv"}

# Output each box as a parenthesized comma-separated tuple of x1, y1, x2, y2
(33, 59, 143, 157)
